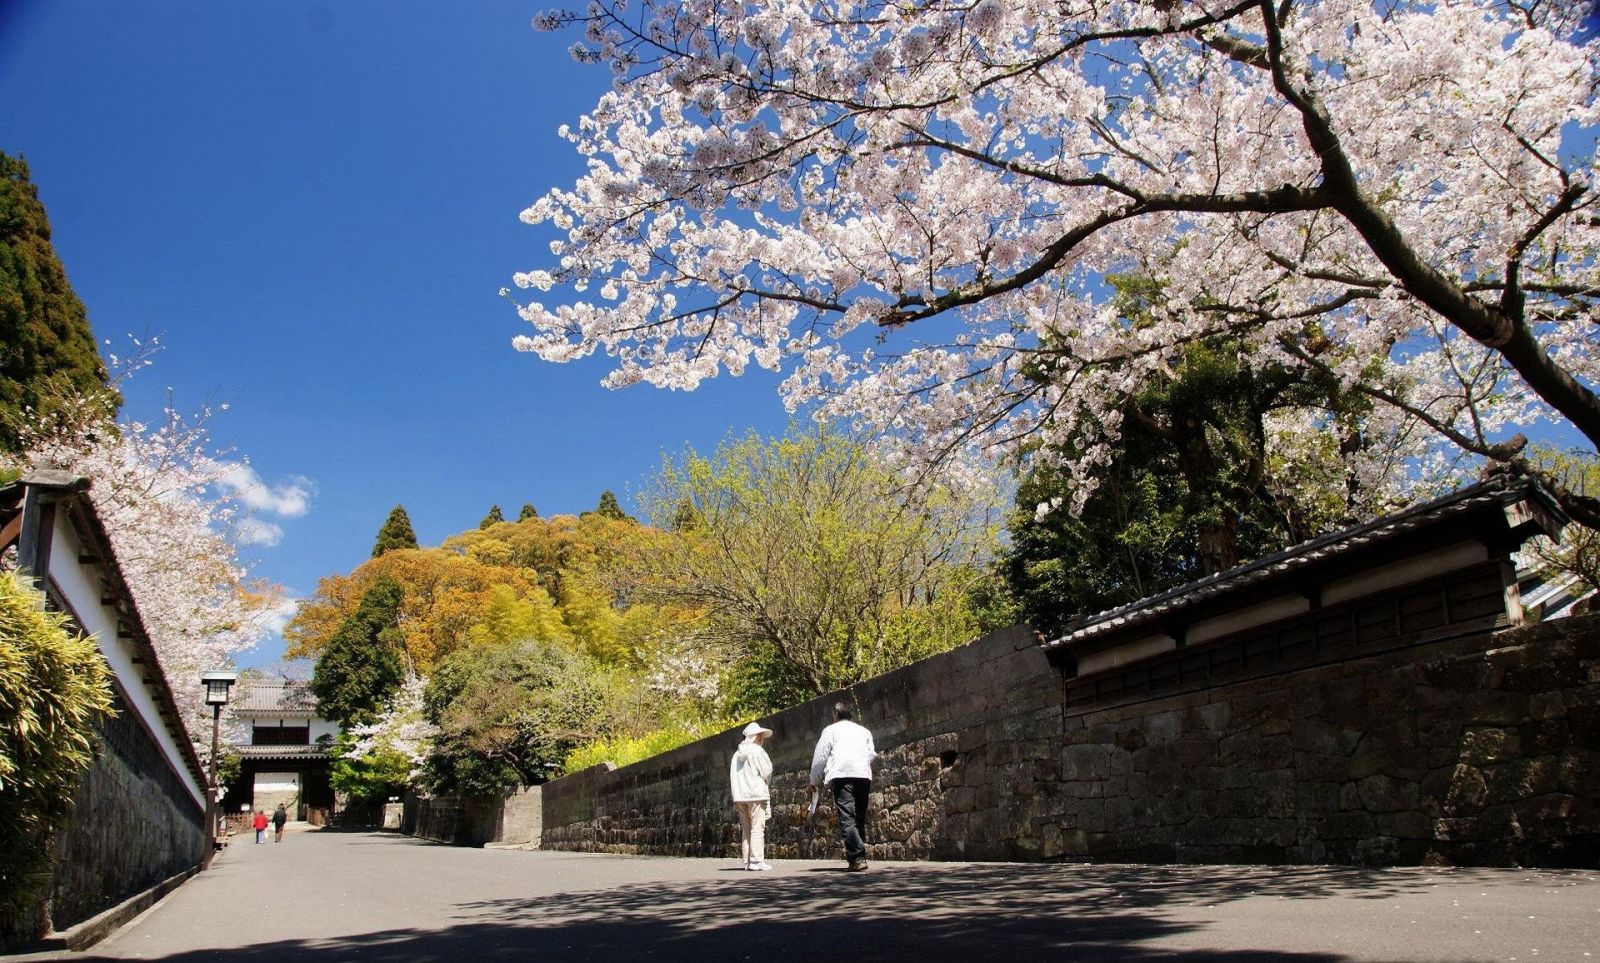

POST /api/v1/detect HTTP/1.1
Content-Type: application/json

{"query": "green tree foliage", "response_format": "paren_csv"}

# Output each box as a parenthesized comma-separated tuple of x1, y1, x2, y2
(329, 734, 411, 802)
(480, 505, 505, 529)
(1004, 332, 1372, 638)
(588, 490, 632, 522)
(1524, 448, 1600, 600)
(639, 425, 1005, 709)
(421, 639, 632, 794)
(0, 153, 117, 451)
(371, 505, 418, 558)
(518, 503, 539, 521)
(0, 571, 114, 912)
(310, 577, 406, 727)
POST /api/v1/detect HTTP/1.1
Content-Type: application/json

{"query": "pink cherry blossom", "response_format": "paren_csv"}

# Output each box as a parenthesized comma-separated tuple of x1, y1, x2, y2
(512, 0, 1599, 524)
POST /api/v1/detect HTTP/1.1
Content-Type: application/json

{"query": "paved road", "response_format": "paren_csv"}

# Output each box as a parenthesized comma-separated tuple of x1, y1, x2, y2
(80, 828, 1596, 962)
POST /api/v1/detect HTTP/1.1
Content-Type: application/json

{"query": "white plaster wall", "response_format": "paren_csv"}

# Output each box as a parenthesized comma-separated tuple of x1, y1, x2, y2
(47, 511, 206, 810)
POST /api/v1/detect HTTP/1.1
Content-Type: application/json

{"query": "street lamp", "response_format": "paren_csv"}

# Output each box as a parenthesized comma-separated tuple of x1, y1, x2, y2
(200, 670, 237, 869)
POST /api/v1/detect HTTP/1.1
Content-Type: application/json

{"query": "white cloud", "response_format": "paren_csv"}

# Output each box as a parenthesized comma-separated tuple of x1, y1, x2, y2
(237, 517, 285, 547)
(254, 596, 301, 636)
(218, 462, 314, 518)
(232, 518, 281, 547)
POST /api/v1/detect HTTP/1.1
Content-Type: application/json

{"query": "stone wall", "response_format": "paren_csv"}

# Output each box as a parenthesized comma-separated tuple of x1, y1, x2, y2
(1046, 614, 1600, 866)
(541, 626, 1057, 860)
(404, 786, 542, 847)
(539, 615, 1600, 867)
(1, 690, 207, 950)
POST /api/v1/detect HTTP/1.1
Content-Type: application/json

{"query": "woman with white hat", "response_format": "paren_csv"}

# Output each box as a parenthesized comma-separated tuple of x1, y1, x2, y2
(730, 721, 775, 871)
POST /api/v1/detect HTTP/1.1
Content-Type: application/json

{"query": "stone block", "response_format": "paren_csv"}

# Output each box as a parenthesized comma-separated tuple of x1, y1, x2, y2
(1175, 738, 1218, 768)
(1459, 726, 1520, 766)
(1421, 654, 1498, 692)
(1144, 710, 1182, 743)
(1483, 758, 1561, 804)
(1291, 720, 1344, 755)
(1569, 704, 1600, 750)
(1295, 751, 1349, 783)
(1502, 659, 1583, 693)
(1558, 748, 1600, 795)
(1296, 781, 1342, 813)
(1356, 774, 1420, 812)
(1063, 744, 1111, 781)
(1416, 709, 1464, 749)
(1040, 821, 1065, 859)
(1189, 701, 1231, 732)
(1519, 718, 1569, 756)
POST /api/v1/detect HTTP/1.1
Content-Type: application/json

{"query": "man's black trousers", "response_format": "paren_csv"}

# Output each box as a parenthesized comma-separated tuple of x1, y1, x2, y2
(829, 777, 871, 864)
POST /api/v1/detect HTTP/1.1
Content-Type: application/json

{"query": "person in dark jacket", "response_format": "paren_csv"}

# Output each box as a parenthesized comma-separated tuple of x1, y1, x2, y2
(272, 804, 288, 842)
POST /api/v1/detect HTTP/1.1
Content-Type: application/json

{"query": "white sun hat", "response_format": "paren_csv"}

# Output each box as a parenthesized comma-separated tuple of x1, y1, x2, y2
(742, 721, 774, 740)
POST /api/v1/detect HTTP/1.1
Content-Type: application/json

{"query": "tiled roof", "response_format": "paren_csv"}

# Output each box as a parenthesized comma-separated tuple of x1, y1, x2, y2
(236, 744, 332, 761)
(1043, 475, 1566, 653)
(235, 680, 317, 715)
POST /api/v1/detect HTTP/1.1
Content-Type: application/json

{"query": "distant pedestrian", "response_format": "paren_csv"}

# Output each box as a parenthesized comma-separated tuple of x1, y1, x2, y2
(808, 700, 876, 871)
(272, 804, 288, 842)
(252, 809, 269, 844)
(730, 722, 774, 871)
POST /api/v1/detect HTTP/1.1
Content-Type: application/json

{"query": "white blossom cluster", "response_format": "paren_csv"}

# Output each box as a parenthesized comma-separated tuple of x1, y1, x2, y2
(345, 675, 438, 783)
(513, 0, 1598, 514)
(7, 391, 284, 749)
(645, 648, 720, 703)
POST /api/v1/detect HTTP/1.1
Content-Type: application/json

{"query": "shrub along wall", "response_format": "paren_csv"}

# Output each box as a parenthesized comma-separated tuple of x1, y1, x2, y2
(540, 614, 1600, 867)
(2, 689, 207, 950)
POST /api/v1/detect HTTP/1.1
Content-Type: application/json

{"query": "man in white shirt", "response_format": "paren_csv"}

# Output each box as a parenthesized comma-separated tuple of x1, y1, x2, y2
(807, 700, 877, 871)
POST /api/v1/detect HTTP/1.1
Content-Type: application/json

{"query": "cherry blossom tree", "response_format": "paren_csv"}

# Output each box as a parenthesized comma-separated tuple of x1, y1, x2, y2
(341, 674, 439, 789)
(5, 389, 281, 750)
(513, 0, 1599, 524)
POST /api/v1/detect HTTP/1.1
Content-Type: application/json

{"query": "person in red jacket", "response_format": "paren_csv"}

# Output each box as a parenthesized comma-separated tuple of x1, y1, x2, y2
(251, 809, 269, 844)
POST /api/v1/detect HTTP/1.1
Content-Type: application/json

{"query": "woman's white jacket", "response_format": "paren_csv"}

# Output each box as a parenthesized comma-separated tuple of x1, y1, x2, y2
(730, 740, 773, 803)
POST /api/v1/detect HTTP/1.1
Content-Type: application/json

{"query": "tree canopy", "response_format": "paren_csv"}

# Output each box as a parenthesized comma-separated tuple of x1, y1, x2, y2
(310, 577, 406, 728)
(0, 152, 117, 452)
(516, 0, 1600, 526)
(371, 504, 419, 558)
(422, 638, 632, 794)
(636, 426, 1005, 706)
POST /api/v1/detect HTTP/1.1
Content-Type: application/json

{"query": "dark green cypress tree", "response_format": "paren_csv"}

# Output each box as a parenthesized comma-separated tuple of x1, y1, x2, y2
(592, 490, 631, 522)
(371, 505, 418, 558)
(310, 577, 406, 728)
(480, 505, 505, 529)
(518, 503, 539, 522)
(0, 152, 118, 450)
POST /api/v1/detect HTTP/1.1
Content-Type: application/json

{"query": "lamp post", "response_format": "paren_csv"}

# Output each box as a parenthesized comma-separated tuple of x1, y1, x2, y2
(200, 670, 237, 869)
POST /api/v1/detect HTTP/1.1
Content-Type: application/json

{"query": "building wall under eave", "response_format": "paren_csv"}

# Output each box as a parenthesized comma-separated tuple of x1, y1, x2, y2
(46, 510, 205, 809)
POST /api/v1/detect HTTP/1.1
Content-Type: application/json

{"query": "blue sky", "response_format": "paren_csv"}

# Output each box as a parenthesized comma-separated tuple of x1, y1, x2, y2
(0, 0, 791, 667)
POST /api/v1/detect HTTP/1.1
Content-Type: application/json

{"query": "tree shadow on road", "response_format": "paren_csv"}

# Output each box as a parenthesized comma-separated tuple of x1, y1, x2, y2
(77, 914, 1342, 962)
(72, 859, 1511, 962)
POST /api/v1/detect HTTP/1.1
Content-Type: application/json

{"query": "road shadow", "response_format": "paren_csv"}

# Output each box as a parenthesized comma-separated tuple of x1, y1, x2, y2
(76, 915, 1343, 962)
(72, 859, 1500, 962)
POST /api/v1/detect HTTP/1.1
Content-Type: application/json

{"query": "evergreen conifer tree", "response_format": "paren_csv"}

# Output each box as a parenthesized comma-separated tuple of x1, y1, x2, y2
(518, 503, 539, 522)
(371, 505, 418, 558)
(480, 505, 505, 529)
(310, 577, 406, 728)
(592, 490, 631, 521)
(0, 152, 118, 451)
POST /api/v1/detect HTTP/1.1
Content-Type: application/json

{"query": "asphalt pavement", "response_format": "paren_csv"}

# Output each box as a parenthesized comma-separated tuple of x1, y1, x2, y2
(72, 827, 1598, 962)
